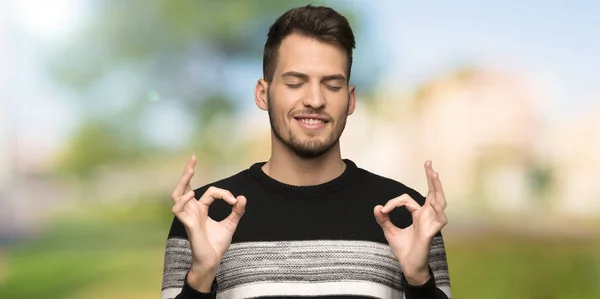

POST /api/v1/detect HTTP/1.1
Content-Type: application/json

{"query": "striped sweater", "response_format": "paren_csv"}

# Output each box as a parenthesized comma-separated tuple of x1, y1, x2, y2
(161, 159, 452, 299)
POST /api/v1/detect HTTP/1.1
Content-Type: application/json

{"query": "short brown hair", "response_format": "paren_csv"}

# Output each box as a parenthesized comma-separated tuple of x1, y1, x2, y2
(262, 5, 356, 83)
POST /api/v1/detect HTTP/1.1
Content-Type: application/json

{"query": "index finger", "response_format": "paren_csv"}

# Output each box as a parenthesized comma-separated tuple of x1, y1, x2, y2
(199, 186, 238, 207)
(424, 160, 435, 194)
(171, 155, 197, 201)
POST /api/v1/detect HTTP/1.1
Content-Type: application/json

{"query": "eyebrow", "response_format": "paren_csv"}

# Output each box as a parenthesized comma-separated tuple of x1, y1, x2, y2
(281, 71, 309, 80)
(281, 71, 347, 82)
(322, 74, 346, 81)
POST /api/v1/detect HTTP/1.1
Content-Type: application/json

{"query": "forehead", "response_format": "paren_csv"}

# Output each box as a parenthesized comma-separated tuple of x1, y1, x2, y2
(275, 33, 347, 77)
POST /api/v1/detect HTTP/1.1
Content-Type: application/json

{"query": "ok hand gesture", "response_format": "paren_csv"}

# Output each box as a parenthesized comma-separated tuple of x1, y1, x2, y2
(170, 155, 247, 292)
(374, 160, 448, 285)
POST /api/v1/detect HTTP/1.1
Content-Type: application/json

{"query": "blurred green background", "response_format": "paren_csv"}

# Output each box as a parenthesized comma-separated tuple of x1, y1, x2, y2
(1, 0, 599, 298)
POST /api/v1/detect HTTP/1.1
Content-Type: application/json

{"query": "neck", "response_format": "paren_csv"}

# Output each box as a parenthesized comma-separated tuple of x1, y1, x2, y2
(262, 138, 346, 186)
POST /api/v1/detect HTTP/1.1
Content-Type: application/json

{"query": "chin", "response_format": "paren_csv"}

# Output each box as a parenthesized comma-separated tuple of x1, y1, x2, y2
(289, 138, 338, 159)
(292, 148, 330, 159)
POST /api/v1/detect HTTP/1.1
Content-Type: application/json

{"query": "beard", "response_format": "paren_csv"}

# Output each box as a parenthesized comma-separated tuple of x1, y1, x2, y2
(267, 89, 349, 159)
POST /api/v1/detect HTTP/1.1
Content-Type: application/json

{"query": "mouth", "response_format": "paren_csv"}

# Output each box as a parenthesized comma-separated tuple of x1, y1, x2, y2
(293, 115, 329, 129)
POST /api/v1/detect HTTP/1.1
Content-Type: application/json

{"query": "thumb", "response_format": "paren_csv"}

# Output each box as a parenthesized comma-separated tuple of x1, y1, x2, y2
(224, 195, 247, 228)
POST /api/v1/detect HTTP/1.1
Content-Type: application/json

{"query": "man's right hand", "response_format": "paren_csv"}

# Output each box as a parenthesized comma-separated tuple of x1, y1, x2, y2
(170, 155, 247, 292)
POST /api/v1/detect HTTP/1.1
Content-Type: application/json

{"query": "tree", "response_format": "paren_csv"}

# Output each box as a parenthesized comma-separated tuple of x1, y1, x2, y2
(49, 0, 366, 177)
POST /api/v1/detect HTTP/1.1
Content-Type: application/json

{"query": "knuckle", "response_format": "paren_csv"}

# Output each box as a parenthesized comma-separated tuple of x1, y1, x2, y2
(398, 194, 412, 202)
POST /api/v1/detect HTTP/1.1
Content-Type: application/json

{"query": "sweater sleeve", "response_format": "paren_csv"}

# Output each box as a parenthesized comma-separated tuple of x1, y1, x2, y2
(402, 232, 452, 299)
(175, 272, 218, 299)
(160, 216, 217, 299)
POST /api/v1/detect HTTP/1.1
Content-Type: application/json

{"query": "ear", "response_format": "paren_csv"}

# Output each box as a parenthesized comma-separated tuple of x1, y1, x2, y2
(347, 84, 356, 115)
(255, 78, 269, 111)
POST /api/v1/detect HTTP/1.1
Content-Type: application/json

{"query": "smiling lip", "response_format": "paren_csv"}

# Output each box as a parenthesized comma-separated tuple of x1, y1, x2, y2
(294, 115, 329, 129)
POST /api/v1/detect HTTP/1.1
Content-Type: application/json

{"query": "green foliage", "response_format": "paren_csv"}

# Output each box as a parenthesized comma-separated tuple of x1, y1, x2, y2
(196, 94, 236, 126)
(55, 117, 145, 178)
(52, 0, 341, 98)
(49, 0, 362, 178)
(527, 163, 555, 204)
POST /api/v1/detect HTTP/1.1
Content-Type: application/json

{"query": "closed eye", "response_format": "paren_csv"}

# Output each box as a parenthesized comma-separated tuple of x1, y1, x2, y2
(286, 83, 304, 89)
(325, 85, 342, 91)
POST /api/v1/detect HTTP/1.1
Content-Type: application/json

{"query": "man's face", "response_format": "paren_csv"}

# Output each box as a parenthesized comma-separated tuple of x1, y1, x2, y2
(262, 33, 356, 158)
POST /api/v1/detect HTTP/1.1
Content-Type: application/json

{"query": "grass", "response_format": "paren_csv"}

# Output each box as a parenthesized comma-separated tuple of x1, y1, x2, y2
(0, 202, 173, 299)
(446, 234, 600, 299)
(1, 203, 599, 298)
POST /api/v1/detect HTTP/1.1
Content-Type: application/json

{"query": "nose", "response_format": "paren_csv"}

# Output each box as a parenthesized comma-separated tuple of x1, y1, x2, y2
(302, 83, 326, 109)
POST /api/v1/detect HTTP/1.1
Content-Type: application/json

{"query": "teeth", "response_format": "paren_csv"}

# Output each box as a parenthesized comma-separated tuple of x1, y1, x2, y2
(300, 118, 324, 125)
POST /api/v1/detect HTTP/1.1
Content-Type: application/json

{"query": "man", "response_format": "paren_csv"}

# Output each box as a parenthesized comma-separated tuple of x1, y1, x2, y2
(161, 5, 452, 299)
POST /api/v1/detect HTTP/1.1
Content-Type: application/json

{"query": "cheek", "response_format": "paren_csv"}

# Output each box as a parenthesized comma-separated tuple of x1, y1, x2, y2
(270, 89, 296, 116)
(331, 94, 351, 116)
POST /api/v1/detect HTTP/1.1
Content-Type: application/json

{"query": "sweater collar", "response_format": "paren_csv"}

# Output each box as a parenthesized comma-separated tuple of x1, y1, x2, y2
(247, 159, 358, 198)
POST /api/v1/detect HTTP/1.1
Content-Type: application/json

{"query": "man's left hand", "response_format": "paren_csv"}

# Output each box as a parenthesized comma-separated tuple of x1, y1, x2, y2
(374, 160, 448, 285)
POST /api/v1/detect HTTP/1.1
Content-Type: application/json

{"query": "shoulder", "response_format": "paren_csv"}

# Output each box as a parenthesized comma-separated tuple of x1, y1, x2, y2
(354, 164, 427, 229)
(354, 164, 426, 205)
(192, 168, 252, 197)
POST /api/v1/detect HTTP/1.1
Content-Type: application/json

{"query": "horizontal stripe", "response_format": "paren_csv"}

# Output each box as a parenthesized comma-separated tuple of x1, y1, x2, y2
(217, 240, 403, 291)
(162, 238, 192, 290)
(161, 287, 183, 299)
(162, 284, 453, 299)
(217, 281, 404, 299)
(439, 285, 452, 298)
(161, 238, 451, 298)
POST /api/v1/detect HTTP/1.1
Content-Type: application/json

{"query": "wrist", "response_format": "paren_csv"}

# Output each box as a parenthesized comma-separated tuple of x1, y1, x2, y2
(400, 239, 432, 285)
(187, 265, 217, 292)
(403, 265, 430, 286)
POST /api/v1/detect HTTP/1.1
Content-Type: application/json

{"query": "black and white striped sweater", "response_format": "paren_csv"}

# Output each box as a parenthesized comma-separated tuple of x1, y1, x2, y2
(161, 160, 452, 299)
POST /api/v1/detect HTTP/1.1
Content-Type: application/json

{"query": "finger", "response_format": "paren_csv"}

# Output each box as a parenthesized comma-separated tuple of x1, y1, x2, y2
(432, 172, 447, 209)
(181, 155, 197, 176)
(182, 155, 197, 194)
(430, 199, 448, 225)
(199, 186, 237, 207)
(374, 205, 397, 232)
(171, 156, 197, 201)
(424, 160, 435, 195)
(171, 190, 196, 214)
(223, 195, 247, 229)
(381, 194, 422, 214)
